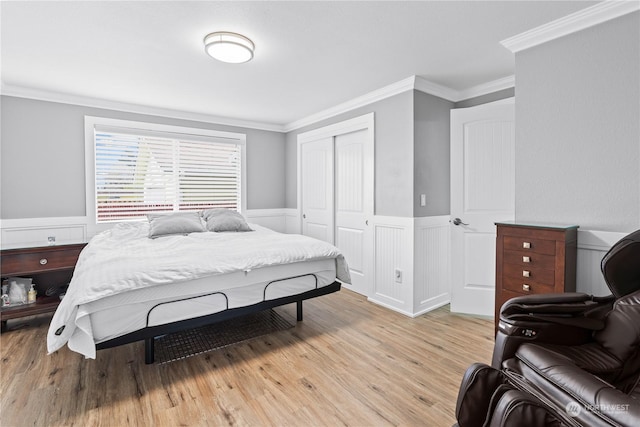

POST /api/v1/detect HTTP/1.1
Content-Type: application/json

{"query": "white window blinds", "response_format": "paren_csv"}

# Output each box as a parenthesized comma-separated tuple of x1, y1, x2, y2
(93, 125, 242, 222)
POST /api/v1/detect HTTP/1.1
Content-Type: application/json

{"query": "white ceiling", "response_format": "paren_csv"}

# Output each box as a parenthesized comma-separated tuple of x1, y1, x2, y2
(1, 1, 599, 130)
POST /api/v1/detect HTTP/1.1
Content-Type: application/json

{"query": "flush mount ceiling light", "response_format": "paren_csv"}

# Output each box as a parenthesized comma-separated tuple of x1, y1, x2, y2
(203, 31, 254, 64)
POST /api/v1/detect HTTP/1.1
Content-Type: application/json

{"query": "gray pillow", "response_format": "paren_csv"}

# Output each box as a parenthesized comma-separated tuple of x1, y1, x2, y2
(147, 211, 205, 238)
(202, 208, 231, 221)
(202, 209, 252, 232)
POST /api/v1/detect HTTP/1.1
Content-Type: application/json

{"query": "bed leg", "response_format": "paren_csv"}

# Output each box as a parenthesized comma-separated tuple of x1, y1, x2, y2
(145, 337, 155, 364)
(296, 300, 303, 321)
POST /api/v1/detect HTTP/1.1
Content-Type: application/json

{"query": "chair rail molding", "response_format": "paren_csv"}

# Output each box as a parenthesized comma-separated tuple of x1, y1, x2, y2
(0, 217, 88, 249)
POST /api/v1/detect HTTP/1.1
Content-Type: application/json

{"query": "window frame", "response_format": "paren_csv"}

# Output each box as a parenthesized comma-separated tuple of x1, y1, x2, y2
(85, 116, 247, 235)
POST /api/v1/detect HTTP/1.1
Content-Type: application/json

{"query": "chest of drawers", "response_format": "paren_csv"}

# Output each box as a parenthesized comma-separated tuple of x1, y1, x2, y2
(1, 243, 86, 328)
(495, 223, 578, 331)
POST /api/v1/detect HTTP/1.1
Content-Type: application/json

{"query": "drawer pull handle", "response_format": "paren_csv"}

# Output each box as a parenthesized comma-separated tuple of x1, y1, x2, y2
(523, 270, 530, 278)
(522, 256, 531, 263)
(523, 242, 531, 249)
(39, 258, 48, 265)
(523, 284, 531, 292)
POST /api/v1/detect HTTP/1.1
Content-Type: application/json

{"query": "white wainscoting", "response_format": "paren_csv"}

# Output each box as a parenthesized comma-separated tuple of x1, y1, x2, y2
(3, 214, 621, 311)
(0, 217, 88, 249)
(369, 215, 415, 315)
(244, 208, 300, 234)
(576, 229, 627, 296)
(413, 216, 451, 316)
(367, 215, 451, 317)
(0, 209, 298, 250)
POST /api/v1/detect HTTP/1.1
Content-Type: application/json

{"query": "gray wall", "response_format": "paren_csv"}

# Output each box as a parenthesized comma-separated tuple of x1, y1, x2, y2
(414, 91, 454, 216)
(0, 96, 286, 219)
(515, 12, 640, 232)
(285, 91, 415, 217)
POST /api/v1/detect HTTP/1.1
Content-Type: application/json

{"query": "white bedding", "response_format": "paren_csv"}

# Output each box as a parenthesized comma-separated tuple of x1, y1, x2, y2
(47, 223, 350, 358)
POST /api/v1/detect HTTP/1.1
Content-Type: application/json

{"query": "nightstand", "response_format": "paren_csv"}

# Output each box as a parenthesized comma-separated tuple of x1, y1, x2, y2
(1, 243, 86, 329)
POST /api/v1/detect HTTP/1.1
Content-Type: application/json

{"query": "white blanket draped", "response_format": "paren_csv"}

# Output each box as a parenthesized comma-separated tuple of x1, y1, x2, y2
(47, 223, 350, 358)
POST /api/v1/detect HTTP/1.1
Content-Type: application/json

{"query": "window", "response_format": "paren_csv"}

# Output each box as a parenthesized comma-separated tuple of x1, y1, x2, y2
(85, 117, 246, 224)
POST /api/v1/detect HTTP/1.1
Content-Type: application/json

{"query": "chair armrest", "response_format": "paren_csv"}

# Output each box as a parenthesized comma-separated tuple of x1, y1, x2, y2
(500, 293, 614, 331)
(503, 293, 593, 307)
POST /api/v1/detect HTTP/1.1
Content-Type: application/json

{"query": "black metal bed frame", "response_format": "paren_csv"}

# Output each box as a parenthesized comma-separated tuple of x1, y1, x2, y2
(95, 276, 341, 364)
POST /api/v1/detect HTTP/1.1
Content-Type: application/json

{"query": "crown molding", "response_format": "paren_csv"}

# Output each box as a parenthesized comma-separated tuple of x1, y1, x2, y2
(284, 75, 515, 131)
(0, 83, 286, 132)
(283, 76, 417, 132)
(456, 75, 515, 101)
(3, 74, 517, 135)
(413, 76, 461, 102)
(501, 0, 640, 53)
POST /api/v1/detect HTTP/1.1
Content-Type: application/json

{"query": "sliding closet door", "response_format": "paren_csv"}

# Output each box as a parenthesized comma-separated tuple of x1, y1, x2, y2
(300, 137, 334, 243)
(298, 113, 374, 297)
(334, 129, 373, 296)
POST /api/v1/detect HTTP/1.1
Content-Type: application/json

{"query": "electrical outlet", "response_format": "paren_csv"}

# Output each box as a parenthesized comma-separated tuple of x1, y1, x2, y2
(394, 268, 402, 283)
(420, 194, 426, 206)
(47, 236, 56, 245)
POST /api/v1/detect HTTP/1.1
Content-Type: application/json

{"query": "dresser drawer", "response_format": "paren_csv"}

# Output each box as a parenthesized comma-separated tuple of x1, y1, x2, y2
(503, 236, 556, 255)
(1, 245, 84, 275)
(503, 250, 555, 269)
(502, 275, 555, 295)
(503, 263, 555, 285)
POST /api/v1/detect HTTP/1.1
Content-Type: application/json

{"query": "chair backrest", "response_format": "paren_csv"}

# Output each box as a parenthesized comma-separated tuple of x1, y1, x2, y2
(601, 229, 640, 299)
(594, 289, 640, 361)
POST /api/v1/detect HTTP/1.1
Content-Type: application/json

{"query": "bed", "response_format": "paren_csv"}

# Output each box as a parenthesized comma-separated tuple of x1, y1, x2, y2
(46, 218, 349, 363)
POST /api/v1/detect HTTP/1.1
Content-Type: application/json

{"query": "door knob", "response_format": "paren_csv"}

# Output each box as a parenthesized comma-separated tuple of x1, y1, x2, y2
(451, 217, 468, 226)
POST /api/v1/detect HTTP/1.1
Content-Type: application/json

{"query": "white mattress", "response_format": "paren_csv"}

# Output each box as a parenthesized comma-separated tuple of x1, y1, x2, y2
(88, 259, 336, 343)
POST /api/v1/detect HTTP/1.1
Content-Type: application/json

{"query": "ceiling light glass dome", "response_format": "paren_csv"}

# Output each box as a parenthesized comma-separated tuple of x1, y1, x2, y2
(204, 32, 254, 64)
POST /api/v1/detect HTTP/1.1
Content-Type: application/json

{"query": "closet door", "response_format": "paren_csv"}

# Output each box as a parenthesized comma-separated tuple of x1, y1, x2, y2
(298, 113, 374, 297)
(300, 137, 334, 243)
(334, 129, 372, 296)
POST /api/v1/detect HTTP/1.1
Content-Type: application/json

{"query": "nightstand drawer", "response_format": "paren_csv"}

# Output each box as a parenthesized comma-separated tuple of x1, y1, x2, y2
(503, 250, 555, 269)
(502, 276, 555, 295)
(1, 245, 84, 275)
(503, 263, 555, 285)
(503, 236, 556, 255)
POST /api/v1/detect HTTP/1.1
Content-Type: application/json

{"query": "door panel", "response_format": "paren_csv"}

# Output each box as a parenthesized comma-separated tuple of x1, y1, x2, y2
(451, 100, 515, 317)
(301, 138, 334, 243)
(335, 129, 371, 296)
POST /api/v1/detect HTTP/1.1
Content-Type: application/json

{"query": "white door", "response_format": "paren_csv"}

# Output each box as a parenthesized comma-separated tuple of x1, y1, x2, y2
(298, 113, 374, 297)
(450, 99, 515, 316)
(301, 137, 334, 243)
(334, 129, 373, 296)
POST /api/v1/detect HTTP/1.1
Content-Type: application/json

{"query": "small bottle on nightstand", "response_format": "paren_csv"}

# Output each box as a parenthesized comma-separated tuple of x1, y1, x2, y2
(27, 285, 37, 304)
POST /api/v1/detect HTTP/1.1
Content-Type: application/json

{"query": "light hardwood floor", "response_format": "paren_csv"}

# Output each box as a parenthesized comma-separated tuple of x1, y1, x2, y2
(0, 289, 494, 426)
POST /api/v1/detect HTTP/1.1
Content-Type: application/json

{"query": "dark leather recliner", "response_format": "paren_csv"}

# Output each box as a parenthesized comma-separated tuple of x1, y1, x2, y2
(457, 229, 640, 426)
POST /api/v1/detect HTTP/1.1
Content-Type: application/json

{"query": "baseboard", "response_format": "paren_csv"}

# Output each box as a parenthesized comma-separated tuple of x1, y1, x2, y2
(411, 295, 450, 318)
